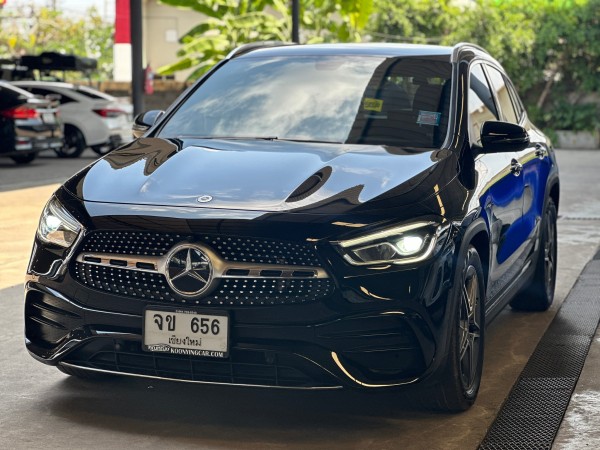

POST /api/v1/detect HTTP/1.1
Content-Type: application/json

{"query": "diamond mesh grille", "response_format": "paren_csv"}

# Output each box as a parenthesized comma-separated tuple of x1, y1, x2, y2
(73, 231, 333, 306)
(81, 230, 321, 266)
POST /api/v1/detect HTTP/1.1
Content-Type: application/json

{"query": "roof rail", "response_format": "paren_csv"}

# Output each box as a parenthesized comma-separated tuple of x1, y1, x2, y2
(453, 42, 489, 54)
(451, 42, 489, 62)
(226, 41, 297, 59)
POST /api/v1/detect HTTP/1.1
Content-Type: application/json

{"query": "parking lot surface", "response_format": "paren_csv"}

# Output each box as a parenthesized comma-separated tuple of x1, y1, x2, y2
(1, 149, 599, 449)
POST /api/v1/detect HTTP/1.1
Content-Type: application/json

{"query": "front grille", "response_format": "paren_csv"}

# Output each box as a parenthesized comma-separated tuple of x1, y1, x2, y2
(81, 230, 321, 266)
(73, 230, 334, 306)
(63, 339, 340, 388)
(74, 262, 334, 305)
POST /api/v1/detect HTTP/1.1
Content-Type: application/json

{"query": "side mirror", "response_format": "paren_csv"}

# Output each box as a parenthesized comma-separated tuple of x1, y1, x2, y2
(480, 121, 529, 153)
(132, 109, 164, 139)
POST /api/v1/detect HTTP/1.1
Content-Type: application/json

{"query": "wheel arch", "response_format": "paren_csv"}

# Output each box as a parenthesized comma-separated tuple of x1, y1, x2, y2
(549, 178, 560, 211)
(459, 218, 490, 291)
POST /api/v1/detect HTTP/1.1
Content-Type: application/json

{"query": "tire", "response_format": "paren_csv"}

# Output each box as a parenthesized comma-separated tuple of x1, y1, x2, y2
(56, 125, 86, 158)
(57, 363, 110, 380)
(510, 198, 557, 311)
(424, 246, 485, 412)
(10, 152, 37, 164)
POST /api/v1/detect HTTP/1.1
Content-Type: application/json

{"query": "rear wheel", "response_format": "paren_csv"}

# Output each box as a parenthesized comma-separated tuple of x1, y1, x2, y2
(424, 246, 485, 412)
(10, 152, 37, 164)
(510, 198, 557, 311)
(56, 125, 86, 158)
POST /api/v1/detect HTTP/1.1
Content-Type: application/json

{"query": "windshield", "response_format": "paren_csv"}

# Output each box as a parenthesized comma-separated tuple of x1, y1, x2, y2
(158, 55, 452, 148)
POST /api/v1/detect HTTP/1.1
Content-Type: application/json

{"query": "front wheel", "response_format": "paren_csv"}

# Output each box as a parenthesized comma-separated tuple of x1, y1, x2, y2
(425, 246, 485, 412)
(510, 198, 557, 311)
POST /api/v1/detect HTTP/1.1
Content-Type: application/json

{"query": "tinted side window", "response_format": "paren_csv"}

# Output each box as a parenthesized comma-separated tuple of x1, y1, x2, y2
(485, 66, 518, 124)
(28, 87, 52, 96)
(76, 87, 109, 100)
(469, 64, 498, 146)
(504, 77, 524, 119)
(27, 88, 74, 104)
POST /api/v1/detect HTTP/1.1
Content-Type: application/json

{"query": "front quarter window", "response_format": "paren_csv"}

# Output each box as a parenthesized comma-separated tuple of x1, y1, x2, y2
(468, 64, 499, 147)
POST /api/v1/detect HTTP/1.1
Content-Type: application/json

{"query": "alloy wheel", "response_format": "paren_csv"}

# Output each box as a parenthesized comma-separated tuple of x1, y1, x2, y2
(459, 264, 481, 394)
(544, 210, 556, 298)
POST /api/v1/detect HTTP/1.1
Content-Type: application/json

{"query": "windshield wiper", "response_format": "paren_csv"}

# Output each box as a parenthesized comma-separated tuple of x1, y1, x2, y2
(178, 135, 278, 141)
(273, 137, 343, 144)
(177, 135, 342, 144)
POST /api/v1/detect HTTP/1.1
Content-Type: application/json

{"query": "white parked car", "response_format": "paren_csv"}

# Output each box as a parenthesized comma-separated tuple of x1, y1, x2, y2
(12, 81, 133, 157)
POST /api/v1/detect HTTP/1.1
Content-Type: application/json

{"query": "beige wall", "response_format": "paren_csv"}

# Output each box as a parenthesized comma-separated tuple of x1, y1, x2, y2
(143, 0, 205, 81)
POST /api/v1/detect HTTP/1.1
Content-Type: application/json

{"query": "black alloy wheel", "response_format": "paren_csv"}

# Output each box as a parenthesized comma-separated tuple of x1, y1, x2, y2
(510, 198, 557, 311)
(56, 125, 86, 158)
(458, 261, 483, 397)
(10, 152, 37, 164)
(425, 245, 485, 412)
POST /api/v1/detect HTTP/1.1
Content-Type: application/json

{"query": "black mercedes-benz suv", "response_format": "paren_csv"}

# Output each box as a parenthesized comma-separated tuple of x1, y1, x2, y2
(25, 42, 559, 411)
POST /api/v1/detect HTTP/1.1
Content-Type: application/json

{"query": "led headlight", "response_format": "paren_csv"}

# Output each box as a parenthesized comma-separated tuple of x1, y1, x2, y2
(336, 221, 440, 266)
(37, 197, 82, 248)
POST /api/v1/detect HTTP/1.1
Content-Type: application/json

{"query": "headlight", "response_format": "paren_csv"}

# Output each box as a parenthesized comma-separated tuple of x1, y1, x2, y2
(336, 221, 440, 266)
(37, 197, 82, 248)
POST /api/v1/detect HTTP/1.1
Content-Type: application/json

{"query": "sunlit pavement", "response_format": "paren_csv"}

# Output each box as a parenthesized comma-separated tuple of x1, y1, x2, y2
(0, 149, 599, 449)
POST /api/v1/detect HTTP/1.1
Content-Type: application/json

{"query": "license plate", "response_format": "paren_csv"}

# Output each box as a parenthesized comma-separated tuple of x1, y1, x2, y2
(42, 113, 55, 124)
(143, 307, 229, 358)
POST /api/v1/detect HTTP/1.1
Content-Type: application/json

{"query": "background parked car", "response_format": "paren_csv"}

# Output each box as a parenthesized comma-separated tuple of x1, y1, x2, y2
(0, 81, 63, 164)
(12, 81, 132, 158)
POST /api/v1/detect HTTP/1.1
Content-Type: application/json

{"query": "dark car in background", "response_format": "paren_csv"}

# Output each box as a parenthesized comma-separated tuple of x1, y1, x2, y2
(0, 81, 63, 164)
(25, 42, 559, 411)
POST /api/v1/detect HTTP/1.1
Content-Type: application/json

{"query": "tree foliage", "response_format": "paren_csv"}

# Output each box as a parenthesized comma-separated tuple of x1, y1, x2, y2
(368, 0, 600, 130)
(157, 0, 290, 79)
(157, 0, 373, 79)
(0, 6, 114, 80)
(301, 0, 373, 43)
(368, 0, 464, 44)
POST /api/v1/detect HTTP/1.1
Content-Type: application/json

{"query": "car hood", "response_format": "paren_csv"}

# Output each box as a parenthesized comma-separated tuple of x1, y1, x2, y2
(65, 137, 457, 216)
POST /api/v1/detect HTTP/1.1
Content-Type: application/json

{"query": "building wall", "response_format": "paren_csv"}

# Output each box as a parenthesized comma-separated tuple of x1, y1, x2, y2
(143, 0, 205, 82)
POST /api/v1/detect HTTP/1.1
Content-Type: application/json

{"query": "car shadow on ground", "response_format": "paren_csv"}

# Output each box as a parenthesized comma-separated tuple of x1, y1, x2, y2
(47, 375, 451, 444)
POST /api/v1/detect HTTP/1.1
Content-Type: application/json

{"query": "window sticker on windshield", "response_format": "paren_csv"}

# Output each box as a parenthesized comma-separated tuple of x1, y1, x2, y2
(363, 98, 383, 112)
(417, 111, 441, 126)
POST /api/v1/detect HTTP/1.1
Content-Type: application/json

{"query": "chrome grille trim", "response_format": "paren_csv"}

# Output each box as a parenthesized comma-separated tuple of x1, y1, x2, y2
(77, 252, 159, 273)
(76, 244, 329, 280)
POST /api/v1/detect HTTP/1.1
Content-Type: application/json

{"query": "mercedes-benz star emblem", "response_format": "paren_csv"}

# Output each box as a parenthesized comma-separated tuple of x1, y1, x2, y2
(165, 245, 213, 298)
(197, 195, 213, 203)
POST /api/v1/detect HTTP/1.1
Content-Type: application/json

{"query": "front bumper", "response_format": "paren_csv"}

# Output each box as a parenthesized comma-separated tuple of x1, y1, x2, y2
(25, 279, 442, 389)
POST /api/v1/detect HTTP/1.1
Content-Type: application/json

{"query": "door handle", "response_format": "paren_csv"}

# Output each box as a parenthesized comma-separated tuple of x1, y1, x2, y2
(535, 144, 547, 159)
(510, 159, 523, 176)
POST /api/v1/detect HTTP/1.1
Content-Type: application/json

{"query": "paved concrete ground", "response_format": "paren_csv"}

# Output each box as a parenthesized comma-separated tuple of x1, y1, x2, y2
(0, 149, 599, 449)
